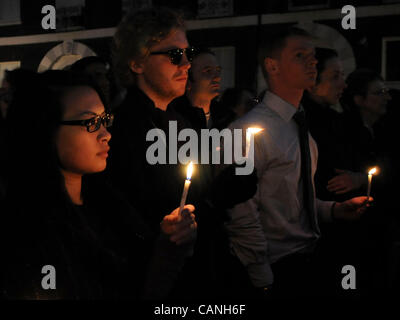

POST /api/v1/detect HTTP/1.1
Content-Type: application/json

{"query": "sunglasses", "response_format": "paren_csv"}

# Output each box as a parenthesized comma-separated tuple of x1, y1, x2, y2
(60, 112, 114, 133)
(149, 46, 197, 65)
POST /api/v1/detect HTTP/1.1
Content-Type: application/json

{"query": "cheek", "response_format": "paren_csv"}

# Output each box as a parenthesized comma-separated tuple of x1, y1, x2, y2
(56, 129, 105, 174)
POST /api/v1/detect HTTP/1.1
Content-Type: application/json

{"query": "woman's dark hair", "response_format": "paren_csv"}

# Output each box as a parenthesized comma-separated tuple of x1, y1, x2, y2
(341, 68, 383, 113)
(69, 56, 109, 73)
(315, 47, 338, 84)
(5, 70, 102, 205)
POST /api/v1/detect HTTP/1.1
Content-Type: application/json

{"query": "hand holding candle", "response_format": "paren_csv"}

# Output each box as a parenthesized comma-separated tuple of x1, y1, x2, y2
(245, 127, 263, 158)
(179, 161, 194, 217)
(367, 167, 377, 201)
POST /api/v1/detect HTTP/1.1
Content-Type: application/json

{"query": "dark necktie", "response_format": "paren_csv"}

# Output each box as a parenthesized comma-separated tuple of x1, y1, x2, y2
(293, 110, 317, 231)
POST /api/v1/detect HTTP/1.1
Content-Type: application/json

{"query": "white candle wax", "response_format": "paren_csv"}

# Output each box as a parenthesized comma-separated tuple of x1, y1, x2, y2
(367, 167, 377, 201)
(179, 179, 191, 216)
(367, 174, 372, 200)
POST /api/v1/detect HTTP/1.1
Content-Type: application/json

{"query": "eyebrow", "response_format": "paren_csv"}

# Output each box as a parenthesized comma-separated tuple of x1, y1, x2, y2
(76, 111, 104, 118)
(293, 47, 314, 52)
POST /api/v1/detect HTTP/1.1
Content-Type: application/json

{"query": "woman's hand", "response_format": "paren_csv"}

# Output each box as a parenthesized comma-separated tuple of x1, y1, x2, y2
(160, 205, 197, 245)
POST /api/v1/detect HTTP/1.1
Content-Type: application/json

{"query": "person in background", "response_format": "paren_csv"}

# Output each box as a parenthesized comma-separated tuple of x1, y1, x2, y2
(337, 68, 393, 295)
(213, 87, 258, 130)
(171, 47, 222, 130)
(301, 48, 362, 202)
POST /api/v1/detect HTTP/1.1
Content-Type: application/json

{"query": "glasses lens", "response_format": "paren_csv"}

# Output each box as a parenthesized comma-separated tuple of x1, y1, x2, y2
(103, 114, 114, 128)
(88, 116, 102, 133)
(186, 47, 196, 62)
(169, 49, 183, 65)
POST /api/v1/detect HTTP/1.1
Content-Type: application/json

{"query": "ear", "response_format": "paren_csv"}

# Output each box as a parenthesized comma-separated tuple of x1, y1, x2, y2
(129, 60, 144, 75)
(353, 95, 364, 107)
(265, 57, 279, 76)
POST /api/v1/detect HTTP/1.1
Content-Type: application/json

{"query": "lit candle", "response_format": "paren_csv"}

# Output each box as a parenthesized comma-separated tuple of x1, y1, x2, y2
(245, 127, 263, 158)
(367, 167, 377, 201)
(179, 161, 194, 217)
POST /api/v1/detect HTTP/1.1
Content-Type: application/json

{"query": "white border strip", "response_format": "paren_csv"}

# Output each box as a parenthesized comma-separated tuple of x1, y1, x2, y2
(0, 4, 399, 46)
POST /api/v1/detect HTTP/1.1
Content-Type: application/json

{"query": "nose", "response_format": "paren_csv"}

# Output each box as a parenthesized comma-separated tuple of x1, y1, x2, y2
(179, 52, 191, 70)
(309, 54, 318, 68)
(213, 70, 222, 82)
(340, 77, 347, 90)
(98, 125, 111, 143)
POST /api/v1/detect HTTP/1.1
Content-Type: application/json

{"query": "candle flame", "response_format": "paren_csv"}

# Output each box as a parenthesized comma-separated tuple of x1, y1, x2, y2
(368, 167, 377, 175)
(247, 127, 263, 135)
(186, 161, 194, 180)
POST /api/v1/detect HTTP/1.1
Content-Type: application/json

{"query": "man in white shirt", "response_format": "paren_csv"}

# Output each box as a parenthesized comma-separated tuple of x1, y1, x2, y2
(225, 27, 370, 298)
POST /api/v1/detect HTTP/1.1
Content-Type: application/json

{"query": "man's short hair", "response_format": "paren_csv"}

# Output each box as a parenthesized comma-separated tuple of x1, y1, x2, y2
(258, 26, 312, 80)
(112, 6, 185, 87)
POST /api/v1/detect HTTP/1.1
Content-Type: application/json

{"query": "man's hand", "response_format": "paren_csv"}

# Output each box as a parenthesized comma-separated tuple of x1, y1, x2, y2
(160, 205, 197, 245)
(327, 169, 367, 195)
(332, 196, 372, 221)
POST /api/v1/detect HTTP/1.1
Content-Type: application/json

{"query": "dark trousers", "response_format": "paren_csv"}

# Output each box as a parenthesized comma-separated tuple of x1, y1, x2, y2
(270, 251, 320, 298)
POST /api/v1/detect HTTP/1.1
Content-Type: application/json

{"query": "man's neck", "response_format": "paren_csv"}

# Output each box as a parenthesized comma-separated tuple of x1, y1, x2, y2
(186, 92, 211, 114)
(269, 84, 304, 109)
(62, 170, 83, 205)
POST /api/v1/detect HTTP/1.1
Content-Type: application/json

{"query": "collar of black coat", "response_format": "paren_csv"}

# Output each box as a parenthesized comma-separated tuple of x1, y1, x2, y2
(118, 86, 191, 132)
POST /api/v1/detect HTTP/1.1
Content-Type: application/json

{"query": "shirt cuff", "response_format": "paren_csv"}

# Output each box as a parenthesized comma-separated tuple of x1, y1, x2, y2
(317, 199, 336, 223)
(246, 261, 274, 287)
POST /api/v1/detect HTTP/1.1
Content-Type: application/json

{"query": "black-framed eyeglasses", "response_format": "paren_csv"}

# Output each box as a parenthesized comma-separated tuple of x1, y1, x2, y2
(60, 112, 114, 133)
(370, 87, 390, 96)
(149, 46, 197, 65)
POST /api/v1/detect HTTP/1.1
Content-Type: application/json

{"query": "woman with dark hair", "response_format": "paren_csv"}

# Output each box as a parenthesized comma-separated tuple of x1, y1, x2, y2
(301, 47, 356, 202)
(337, 69, 391, 199)
(1, 70, 197, 299)
(338, 69, 393, 296)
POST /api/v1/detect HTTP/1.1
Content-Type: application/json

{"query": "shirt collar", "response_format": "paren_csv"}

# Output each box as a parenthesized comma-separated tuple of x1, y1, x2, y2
(262, 90, 301, 122)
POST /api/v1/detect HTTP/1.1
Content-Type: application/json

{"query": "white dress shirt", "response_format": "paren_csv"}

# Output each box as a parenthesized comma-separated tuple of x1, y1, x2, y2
(225, 91, 335, 287)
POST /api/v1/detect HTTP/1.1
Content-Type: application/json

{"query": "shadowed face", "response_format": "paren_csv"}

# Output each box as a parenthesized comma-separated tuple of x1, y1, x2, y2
(132, 28, 191, 107)
(310, 57, 347, 105)
(356, 80, 391, 117)
(56, 86, 111, 174)
(271, 36, 318, 90)
(188, 53, 222, 101)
